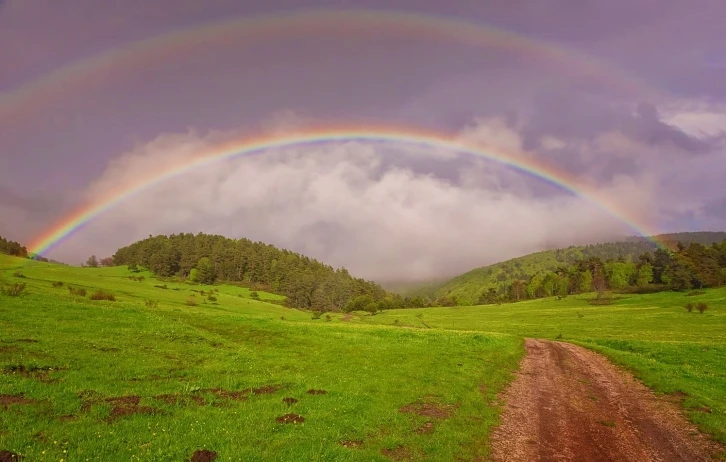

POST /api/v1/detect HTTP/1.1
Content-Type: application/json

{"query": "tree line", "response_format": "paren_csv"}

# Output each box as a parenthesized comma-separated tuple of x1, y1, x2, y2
(473, 240, 726, 305)
(111, 232, 441, 312)
(0, 236, 28, 258)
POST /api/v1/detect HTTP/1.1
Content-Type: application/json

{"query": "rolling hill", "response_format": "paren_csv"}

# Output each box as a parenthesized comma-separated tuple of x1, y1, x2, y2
(433, 231, 726, 305)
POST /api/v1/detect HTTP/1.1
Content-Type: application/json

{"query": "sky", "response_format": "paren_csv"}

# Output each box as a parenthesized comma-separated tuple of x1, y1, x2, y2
(1, 0, 725, 283)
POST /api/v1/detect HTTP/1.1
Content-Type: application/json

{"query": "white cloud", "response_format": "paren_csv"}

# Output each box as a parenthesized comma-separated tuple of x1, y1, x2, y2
(45, 119, 653, 281)
(661, 100, 726, 139)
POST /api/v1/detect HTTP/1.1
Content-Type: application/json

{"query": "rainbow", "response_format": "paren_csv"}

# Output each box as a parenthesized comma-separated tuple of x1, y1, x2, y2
(2, 8, 659, 121)
(27, 125, 669, 257)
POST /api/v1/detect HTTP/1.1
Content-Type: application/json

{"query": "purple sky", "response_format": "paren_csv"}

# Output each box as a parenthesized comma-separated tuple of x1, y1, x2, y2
(1, 0, 725, 282)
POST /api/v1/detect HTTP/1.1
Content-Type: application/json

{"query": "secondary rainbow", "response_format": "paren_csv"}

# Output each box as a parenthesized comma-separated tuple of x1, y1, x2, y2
(27, 125, 667, 257)
(1, 8, 660, 121)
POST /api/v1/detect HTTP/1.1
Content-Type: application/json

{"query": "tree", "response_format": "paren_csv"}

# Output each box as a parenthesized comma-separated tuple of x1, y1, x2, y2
(100, 257, 114, 267)
(196, 257, 215, 284)
(592, 266, 607, 299)
(188, 268, 199, 283)
(86, 255, 99, 267)
(636, 263, 653, 287)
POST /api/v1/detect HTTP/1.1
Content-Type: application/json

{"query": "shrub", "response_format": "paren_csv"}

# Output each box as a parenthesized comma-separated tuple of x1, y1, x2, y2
(128, 275, 146, 282)
(207, 295, 217, 302)
(697, 302, 708, 314)
(12, 271, 26, 278)
(685, 302, 694, 313)
(686, 290, 706, 297)
(311, 310, 322, 320)
(68, 286, 87, 297)
(186, 296, 197, 306)
(1, 283, 27, 297)
(89, 290, 116, 301)
(250, 291, 260, 300)
(52, 281, 64, 287)
(154, 284, 168, 289)
(145, 299, 159, 308)
(325, 314, 332, 322)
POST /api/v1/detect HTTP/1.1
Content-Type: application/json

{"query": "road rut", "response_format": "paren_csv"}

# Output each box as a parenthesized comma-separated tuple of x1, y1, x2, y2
(489, 339, 721, 461)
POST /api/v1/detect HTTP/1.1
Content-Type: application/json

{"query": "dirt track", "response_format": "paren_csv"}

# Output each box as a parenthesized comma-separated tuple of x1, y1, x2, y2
(489, 339, 721, 461)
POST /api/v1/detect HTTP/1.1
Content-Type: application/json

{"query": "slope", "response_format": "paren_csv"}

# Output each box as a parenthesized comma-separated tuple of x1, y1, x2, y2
(0, 254, 521, 461)
(435, 231, 726, 305)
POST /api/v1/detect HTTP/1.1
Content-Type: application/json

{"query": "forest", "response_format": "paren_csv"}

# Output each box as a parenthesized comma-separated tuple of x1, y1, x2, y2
(0, 235, 28, 258)
(465, 240, 726, 306)
(110, 232, 405, 312)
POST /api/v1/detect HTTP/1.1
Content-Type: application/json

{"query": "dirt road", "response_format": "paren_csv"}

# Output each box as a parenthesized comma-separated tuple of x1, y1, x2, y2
(489, 339, 721, 461)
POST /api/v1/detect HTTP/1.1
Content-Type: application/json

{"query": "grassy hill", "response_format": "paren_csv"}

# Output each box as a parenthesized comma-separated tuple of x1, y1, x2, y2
(1, 251, 724, 459)
(0, 254, 520, 461)
(434, 231, 726, 305)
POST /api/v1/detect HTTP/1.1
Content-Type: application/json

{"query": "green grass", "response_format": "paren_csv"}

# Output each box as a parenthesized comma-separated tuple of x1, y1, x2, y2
(0, 255, 521, 461)
(356, 290, 726, 444)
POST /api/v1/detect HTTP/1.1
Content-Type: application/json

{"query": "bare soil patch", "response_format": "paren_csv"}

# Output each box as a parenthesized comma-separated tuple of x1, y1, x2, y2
(193, 388, 248, 401)
(0, 394, 35, 408)
(306, 389, 327, 395)
(250, 385, 282, 395)
(154, 393, 205, 406)
(381, 445, 412, 461)
(0, 450, 21, 462)
(490, 338, 723, 461)
(339, 440, 364, 449)
(416, 421, 435, 435)
(399, 399, 456, 420)
(187, 449, 217, 462)
(104, 395, 159, 422)
(275, 413, 304, 424)
(282, 397, 298, 406)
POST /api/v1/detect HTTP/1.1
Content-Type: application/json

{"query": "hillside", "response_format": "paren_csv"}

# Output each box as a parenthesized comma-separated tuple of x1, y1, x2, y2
(0, 253, 521, 460)
(111, 232, 389, 311)
(435, 231, 726, 305)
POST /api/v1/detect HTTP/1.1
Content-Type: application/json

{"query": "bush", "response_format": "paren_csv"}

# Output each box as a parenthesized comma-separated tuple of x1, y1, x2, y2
(311, 310, 322, 320)
(89, 290, 116, 301)
(68, 286, 87, 297)
(13, 271, 26, 278)
(685, 302, 694, 313)
(697, 302, 708, 314)
(128, 275, 145, 282)
(207, 295, 217, 302)
(186, 296, 197, 306)
(144, 299, 159, 308)
(250, 291, 260, 300)
(1, 283, 27, 297)
(154, 284, 168, 289)
(325, 314, 332, 322)
(52, 281, 64, 287)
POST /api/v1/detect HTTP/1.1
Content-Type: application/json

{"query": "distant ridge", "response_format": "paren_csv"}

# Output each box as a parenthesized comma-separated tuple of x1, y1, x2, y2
(428, 231, 726, 305)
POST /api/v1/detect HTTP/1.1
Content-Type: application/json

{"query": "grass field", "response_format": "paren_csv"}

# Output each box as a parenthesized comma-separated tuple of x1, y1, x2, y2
(0, 255, 522, 461)
(355, 289, 726, 445)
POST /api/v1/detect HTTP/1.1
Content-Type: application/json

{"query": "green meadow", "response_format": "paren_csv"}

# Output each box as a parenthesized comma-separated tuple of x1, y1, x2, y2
(0, 255, 520, 461)
(1, 254, 725, 460)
